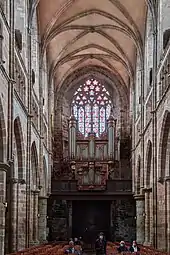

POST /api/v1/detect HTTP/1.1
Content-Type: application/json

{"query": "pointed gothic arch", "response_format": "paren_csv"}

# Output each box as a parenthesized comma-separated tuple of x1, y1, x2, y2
(71, 78, 113, 137)
(14, 117, 25, 180)
(31, 141, 38, 187)
(145, 140, 152, 187)
(158, 111, 170, 180)
(43, 156, 48, 194)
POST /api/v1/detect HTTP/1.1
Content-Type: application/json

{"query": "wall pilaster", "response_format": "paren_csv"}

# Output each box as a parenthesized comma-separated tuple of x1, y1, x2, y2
(68, 200, 72, 238)
(30, 190, 40, 245)
(134, 194, 145, 244)
(10, 178, 18, 252)
(0, 163, 9, 255)
(143, 188, 152, 246)
(38, 196, 47, 243)
(165, 177, 170, 253)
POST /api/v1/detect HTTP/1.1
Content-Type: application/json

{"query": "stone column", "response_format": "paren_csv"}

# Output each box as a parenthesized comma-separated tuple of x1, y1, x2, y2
(68, 201, 72, 238)
(134, 194, 145, 244)
(10, 178, 18, 252)
(143, 188, 152, 246)
(32, 189, 40, 244)
(38, 196, 47, 243)
(0, 163, 9, 255)
(165, 177, 170, 253)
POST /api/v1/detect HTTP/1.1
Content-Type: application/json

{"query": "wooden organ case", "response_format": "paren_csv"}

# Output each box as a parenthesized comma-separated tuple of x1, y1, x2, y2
(67, 113, 117, 191)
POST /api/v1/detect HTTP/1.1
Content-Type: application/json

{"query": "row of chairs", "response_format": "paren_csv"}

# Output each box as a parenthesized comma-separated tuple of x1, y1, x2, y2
(7, 243, 82, 255)
(8, 241, 168, 255)
(107, 242, 168, 255)
(8, 244, 62, 255)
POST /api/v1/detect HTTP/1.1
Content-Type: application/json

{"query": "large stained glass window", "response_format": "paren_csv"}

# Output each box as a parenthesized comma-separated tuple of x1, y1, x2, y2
(72, 78, 112, 137)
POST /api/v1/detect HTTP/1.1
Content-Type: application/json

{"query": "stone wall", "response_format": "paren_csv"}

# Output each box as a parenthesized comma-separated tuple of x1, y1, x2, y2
(132, 2, 170, 252)
(47, 199, 68, 241)
(0, 1, 51, 254)
(111, 198, 136, 242)
(47, 198, 135, 243)
(0, 0, 170, 254)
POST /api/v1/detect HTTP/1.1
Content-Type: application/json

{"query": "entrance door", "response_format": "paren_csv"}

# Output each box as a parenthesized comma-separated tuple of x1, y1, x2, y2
(72, 200, 111, 246)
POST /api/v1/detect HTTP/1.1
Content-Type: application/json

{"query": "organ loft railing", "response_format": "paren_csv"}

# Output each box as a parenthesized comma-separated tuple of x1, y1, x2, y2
(53, 111, 121, 191)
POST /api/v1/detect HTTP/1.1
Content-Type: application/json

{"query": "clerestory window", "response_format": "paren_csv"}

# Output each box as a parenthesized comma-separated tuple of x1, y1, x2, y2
(71, 78, 112, 137)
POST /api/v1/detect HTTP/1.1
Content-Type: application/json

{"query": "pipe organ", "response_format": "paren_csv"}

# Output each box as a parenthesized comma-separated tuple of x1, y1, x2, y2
(68, 112, 117, 190)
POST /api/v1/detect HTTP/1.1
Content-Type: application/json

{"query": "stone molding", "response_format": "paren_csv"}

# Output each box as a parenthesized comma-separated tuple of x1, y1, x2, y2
(10, 178, 18, 184)
(38, 196, 48, 199)
(158, 176, 170, 184)
(18, 179, 26, 184)
(165, 176, 170, 182)
(158, 176, 164, 184)
(142, 187, 152, 193)
(0, 162, 10, 172)
(31, 189, 40, 194)
(133, 194, 145, 200)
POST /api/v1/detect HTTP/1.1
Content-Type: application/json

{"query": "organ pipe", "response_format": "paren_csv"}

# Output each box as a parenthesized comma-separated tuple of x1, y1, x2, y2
(69, 114, 77, 159)
(107, 113, 116, 160)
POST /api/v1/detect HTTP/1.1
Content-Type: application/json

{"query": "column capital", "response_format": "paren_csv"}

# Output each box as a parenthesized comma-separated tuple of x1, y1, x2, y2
(46, 192, 51, 197)
(142, 187, 152, 193)
(10, 178, 18, 184)
(31, 189, 40, 194)
(134, 194, 145, 200)
(0, 162, 10, 172)
(165, 176, 170, 182)
(38, 196, 48, 200)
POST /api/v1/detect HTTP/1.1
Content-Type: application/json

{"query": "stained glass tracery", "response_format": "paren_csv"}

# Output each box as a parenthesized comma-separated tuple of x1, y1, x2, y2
(72, 79, 112, 137)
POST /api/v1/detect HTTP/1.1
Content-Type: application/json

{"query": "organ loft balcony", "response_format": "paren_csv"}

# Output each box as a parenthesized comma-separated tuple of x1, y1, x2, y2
(52, 78, 132, 196)
(52, 131, 132, 196)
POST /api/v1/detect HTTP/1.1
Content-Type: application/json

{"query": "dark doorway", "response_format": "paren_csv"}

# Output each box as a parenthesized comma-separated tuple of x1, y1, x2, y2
(72, 200, 111, 246)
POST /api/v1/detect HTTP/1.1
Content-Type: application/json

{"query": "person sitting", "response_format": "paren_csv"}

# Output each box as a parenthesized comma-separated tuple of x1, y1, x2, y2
(79, 237, 83, 245)
(74, 237, 81, 245)
(65, 241, 80, 254)
(117, 241, 128, 253)
(129, 241, 140, 253)
(95, 232, 107, 255)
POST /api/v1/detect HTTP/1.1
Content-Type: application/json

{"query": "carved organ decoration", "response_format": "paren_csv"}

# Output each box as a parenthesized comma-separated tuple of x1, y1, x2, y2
(69, 113, 76, 160)
(68, 78, 117, 190)
(76, 162, 108, 190)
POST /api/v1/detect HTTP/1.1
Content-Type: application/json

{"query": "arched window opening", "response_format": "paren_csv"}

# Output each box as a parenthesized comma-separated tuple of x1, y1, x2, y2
(146, 141, 152, 187)
(32, 69, 35, 85)
(14, 117, 23, 180)
(31, 142, 38, 188)
(163, 29, 170, 49)
(71, 78, 112, 137)
(149, 68, 153, 87)
(43, 156, 47, 194)
(160, 112, 170, 179)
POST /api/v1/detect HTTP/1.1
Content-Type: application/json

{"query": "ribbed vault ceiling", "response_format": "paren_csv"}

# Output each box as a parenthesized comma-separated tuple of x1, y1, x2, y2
(37, 0, 147, 90)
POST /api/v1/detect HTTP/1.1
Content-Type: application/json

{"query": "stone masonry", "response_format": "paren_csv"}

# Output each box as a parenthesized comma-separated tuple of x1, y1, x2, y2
(0, 1, 170, 254)
(0, 1, 51, 254)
